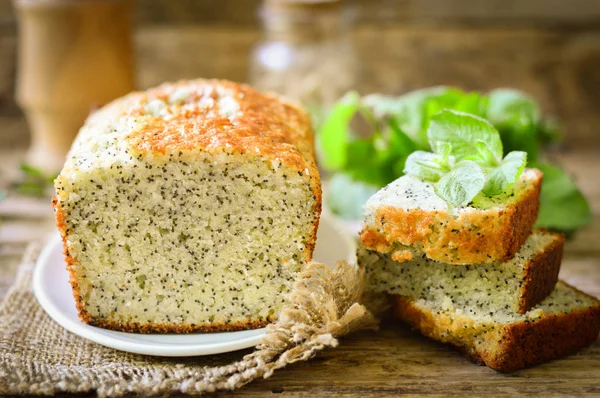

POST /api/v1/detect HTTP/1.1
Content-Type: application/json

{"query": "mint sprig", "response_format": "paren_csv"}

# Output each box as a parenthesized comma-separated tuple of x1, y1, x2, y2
(318, 87, 591, 232)
(404, 110, 527, 207)
(483, 151, 527, 195)
(11, 164, 58, 198)
(428, 110, 503, 166)
(435, 160, 486, 207)
(403, 151, 450, 182)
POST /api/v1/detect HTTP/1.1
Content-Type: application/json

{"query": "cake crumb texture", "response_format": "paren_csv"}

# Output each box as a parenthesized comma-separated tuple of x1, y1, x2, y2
(360, 230, 563, 314)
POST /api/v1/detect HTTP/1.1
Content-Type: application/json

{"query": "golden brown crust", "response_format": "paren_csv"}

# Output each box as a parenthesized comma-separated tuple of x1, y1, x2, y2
(518, 231, 563, 313)
(53, 197, 89, 323)
(390, 281, 600, 372)
(391, 250, 413, 263)
(359, 169, 542, 265)
(114, 79, 321, 205)
(305, 202, 322, 262)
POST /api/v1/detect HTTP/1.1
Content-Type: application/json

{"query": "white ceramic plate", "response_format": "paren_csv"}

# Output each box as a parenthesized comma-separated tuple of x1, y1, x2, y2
(33, 213, 356, 357)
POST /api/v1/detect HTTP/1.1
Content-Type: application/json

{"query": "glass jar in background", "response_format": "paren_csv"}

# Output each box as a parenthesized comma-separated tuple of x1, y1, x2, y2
(250, 0, 359, 127)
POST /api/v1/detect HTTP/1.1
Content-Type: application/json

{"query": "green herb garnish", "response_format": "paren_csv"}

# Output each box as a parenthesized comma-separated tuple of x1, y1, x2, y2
(533, 162, 592, 231)
(318, 87, 591, 233)
(404, 110, 527, 206)
(13, 164, 58, 197)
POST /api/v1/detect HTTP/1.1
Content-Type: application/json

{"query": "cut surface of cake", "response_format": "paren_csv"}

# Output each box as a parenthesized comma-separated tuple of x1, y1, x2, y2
(359, 169, 542, 265)
(391, 281, 600, 372)
(359, 230, 563, 314)
(53, 79, 321, 333)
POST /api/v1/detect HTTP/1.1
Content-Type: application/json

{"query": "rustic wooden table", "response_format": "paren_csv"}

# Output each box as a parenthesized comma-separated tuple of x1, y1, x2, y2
(1, 147, 599, 396)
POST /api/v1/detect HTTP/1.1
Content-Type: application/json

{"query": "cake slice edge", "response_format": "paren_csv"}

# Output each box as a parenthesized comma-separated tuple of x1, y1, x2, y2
(361, 229, 564, 314)
(359, 169, 542, 265)
(390, 281, 600, 372)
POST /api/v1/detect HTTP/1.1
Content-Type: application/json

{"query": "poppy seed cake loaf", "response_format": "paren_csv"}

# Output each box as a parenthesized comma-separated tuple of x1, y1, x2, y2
(391, 281, 600, 372)
(359, 170, 541, 265)
(53, 79, 322, 333)
(359, 230, 563, 314)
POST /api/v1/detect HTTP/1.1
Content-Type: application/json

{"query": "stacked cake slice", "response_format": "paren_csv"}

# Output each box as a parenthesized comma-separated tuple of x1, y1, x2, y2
(357, 170, 600, 372)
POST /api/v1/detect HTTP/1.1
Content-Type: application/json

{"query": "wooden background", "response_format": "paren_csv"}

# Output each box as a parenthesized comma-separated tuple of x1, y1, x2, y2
(1, 0, 600, 148)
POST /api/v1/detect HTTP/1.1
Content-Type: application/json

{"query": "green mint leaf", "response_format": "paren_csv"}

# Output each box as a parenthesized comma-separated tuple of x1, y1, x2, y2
(428, 110, 503, 165)
(474, 141, 501, 166)
(487, 89, 540, 126)
(20, 163, 44, 178)
(423, 89, 465, 115)
(435, 142, 453, 167)
(535, 118, 561, 145)
(16, 182, 46, 197)
(318, 91, 360, 170)
(47, 173, 59, 185)
(533, 162, 578, 201)
(482, 151, 527, 195)
(434, 160, 486, 207)
(495, 123, 538, 163)
(424, 91, 487, 124)
(533, 162, 592, 232)
(404, 151, 449, 182)
(363, 87, 452, 119)
(487, 89, 542, 162)
(392, 157, 408, 178)
(387, 118, 418, 158)
(347, 138, 375, 165)
(344, 138, 393, 187)
(327, 173, 380, 220)
(363, 87, 458, 148)
(453, 92, 489, 116)
(536, 190, 591, 232)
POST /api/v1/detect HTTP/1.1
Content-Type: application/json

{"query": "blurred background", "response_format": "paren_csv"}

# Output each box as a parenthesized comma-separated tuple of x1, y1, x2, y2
(2, 0, 600, 150)
(0, 0, 599, 293)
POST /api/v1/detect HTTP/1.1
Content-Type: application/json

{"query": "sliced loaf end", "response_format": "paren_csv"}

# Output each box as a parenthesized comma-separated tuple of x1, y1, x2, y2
(361, 229, 563, 314)
(359, 169, 542, 265)
(391, 281, 600, 372)
(517, 230, 564, 313)
(53, 79, 322, 333)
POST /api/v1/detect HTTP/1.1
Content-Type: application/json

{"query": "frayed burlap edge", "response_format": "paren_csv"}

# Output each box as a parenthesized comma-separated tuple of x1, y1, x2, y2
(0, 242, 378, 396)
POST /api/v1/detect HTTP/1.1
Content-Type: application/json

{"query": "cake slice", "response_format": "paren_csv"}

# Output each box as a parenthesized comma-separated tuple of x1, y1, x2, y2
(53, 79, 321, 333)
(359, 230, 563, 314)
(359, 169, 542, 265)
(390, 281, 600, 372)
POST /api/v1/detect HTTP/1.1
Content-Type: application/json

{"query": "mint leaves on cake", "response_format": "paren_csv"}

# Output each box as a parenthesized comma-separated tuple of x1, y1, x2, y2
(318, 87, 591, 233)
(404, 110, 527, 207)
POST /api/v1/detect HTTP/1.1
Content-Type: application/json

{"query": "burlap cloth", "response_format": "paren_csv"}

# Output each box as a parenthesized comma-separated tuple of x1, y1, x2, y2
(0, 243, 379, 396)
